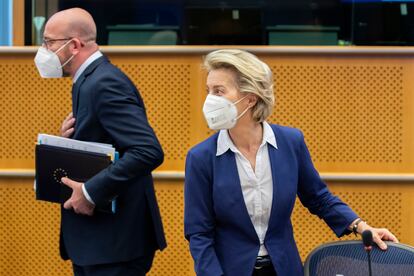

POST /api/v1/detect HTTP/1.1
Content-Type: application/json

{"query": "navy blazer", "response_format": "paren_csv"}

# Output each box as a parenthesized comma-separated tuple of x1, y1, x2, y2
(184, 124, 358, 276)
(60, 55, 166, 266)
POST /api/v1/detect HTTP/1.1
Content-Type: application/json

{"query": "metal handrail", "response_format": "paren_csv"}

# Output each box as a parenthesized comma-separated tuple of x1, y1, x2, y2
(2, 169, 414, 182)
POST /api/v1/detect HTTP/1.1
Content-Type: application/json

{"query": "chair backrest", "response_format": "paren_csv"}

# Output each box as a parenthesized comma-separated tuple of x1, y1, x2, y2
(107, 25, 178, 45)
(304, 241, 414, 276)
(148, 30, 177, 45)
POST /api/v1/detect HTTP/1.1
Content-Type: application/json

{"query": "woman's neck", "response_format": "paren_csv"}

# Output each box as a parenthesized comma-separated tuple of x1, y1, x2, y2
(228, 120, 263, 151)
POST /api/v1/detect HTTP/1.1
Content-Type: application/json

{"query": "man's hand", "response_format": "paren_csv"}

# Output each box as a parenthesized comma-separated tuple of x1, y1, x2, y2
(61, 177, 95, 216)
(60, 112, 75, 138)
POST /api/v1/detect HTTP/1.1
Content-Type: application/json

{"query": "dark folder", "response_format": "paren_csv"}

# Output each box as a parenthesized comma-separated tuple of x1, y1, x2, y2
(35, 144, 115, 213)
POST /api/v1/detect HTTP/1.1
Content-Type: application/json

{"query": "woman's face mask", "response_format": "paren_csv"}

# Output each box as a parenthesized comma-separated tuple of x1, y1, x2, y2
(34, 39, 74, 78)
(202, 94, 250, 130)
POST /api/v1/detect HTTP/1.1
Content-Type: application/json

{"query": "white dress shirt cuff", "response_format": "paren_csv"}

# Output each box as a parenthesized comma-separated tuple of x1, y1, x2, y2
(82, 184, 95, 205)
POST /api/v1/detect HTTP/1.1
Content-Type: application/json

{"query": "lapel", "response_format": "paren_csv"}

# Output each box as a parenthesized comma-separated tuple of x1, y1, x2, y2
(266, 125, 286, 233)
(71, 56, 107, 116)
(71, 78, 82, 116)
(217, 150, 259, 238)
(266, 141, 281, 231)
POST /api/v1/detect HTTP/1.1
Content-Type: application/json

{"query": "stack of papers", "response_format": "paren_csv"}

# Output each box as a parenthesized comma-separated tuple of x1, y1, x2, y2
(37, 134, 117, 160)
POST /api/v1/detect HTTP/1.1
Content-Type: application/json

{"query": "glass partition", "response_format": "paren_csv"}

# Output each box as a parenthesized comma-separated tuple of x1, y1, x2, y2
(25, 0, 414, 46)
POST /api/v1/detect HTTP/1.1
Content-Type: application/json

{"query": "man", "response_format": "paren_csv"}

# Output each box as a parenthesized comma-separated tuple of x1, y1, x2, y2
(34, 8, 166, 275)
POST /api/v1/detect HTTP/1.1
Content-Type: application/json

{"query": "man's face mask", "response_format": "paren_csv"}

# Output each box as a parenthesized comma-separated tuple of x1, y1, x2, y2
(202, 94, 250, 130)
(34, 39, 74, 78)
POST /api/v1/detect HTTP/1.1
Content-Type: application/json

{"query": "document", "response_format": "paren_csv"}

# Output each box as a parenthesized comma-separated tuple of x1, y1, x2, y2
(35, 134, 117, 213)
(37, 133, 117, 160)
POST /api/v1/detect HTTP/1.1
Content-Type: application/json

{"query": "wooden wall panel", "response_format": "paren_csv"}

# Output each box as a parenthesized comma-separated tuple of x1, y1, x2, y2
(1, 47, 414, 275)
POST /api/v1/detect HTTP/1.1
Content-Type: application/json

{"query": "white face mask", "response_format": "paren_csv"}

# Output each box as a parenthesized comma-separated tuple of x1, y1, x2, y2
(202, 94, 250, 130)
(34, 39, 74, 78)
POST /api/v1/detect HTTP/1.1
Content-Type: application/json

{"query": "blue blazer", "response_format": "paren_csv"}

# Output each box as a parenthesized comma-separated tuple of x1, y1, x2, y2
(60, 56, 166, 266)
(184, 124, 358, 276)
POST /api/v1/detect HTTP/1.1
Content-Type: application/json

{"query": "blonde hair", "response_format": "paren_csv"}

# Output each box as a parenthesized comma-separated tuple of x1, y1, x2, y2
(204, 49, 275, 123)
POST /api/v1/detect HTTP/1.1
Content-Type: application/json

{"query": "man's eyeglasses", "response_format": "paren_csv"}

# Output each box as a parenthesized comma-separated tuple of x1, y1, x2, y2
(42, 38, 72, 49)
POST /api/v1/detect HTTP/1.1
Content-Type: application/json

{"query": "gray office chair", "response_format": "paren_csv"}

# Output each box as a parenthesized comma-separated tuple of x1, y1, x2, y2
(304, 241, 414, 276)
(148, 30, 177, 45)
(107, 25, 178, 45)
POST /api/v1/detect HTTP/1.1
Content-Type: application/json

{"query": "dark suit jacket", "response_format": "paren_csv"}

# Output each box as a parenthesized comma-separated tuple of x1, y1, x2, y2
(60, 55, 166, 266)
(184, 124, 358, 276)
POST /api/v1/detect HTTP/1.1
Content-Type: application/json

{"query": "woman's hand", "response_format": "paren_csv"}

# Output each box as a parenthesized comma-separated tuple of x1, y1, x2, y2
(358, 221, 399, 250)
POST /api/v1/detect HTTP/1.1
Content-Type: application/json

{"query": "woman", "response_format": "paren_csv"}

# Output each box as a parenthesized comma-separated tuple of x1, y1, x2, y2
(184, 49, 398, 276)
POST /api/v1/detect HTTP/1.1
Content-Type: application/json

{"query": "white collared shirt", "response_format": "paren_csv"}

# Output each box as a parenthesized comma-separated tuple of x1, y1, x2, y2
(216, 121, 277, 256)
(73, 50, 103, 83)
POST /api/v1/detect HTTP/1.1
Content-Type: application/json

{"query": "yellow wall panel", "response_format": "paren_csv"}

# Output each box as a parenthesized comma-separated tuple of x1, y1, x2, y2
(1, 180, 413, 275)
(293, 182, 409, 260)
(2, 49, 414, 173)
(0, 179, 72, 276)
(149, 181, 194, 276)
(1, 47, 414, 275)
(259, 54, 414, 173)
(0, 53, 71, 169)
(110, 55, 204, 171)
